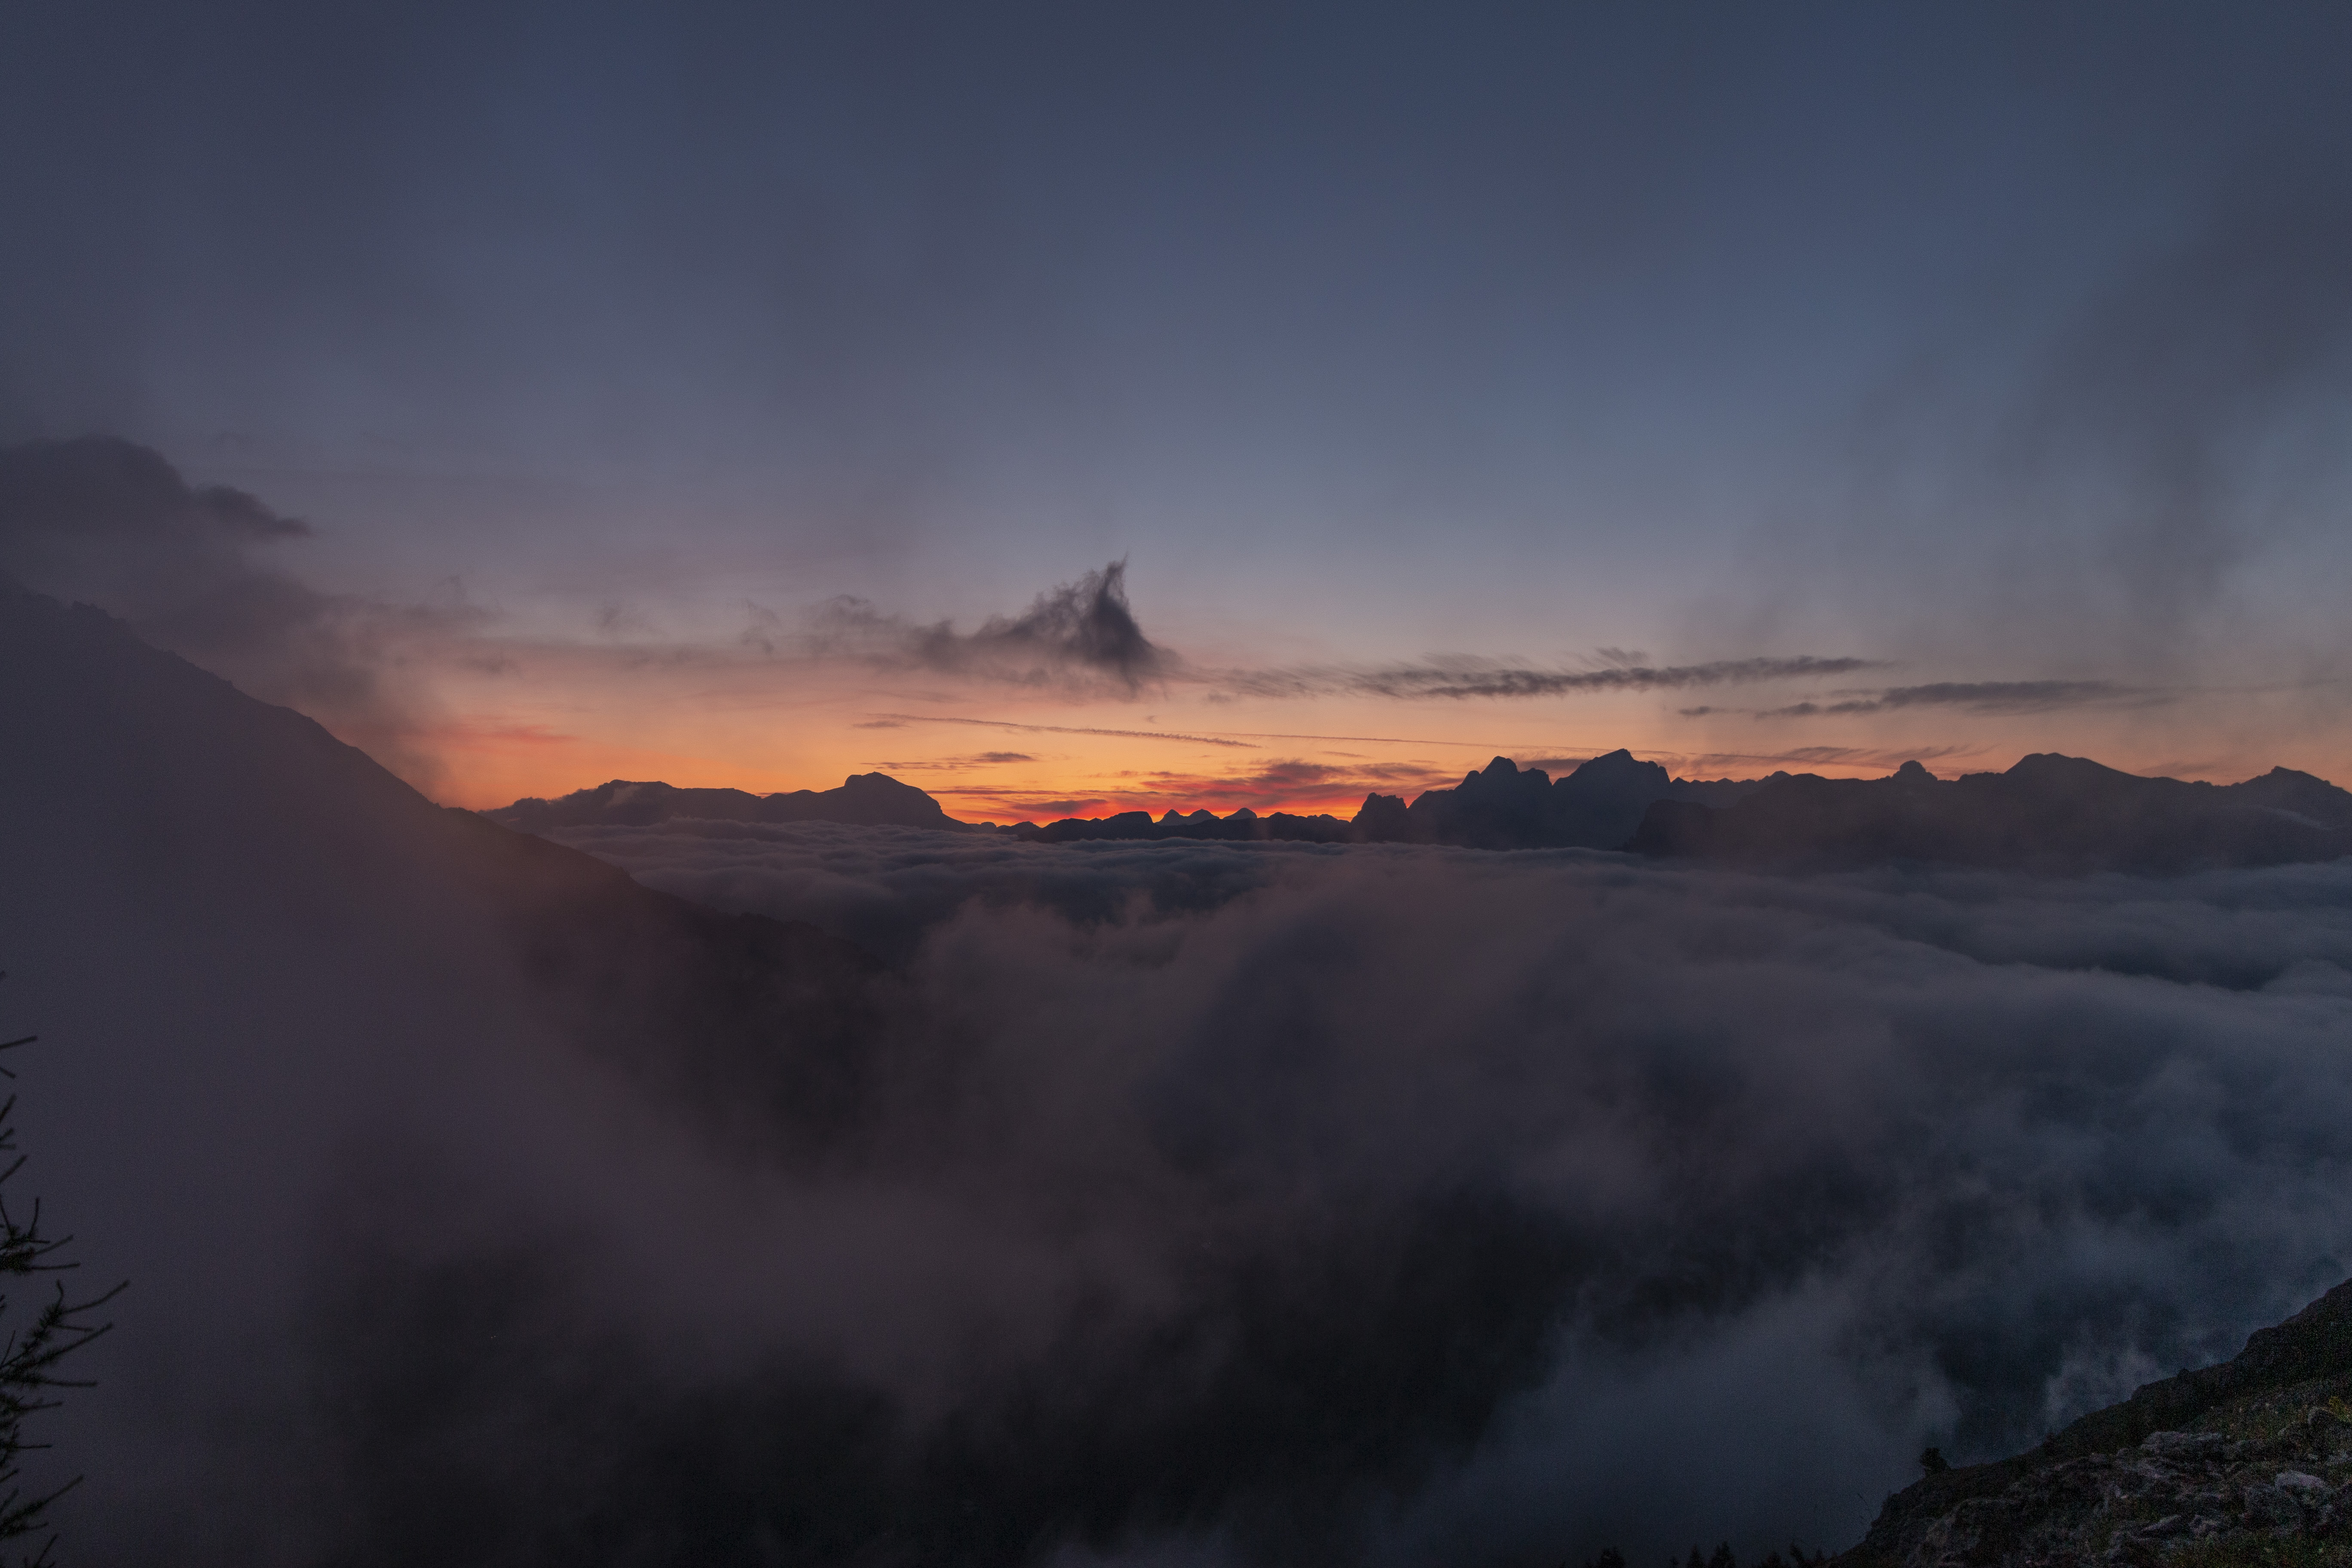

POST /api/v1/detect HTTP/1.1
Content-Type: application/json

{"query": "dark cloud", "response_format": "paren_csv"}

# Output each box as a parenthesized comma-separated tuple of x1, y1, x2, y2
(1226, 655, 1883, 702)
(1752, 680, 2162, 720)
(816, 562, 1174, 693)
(0, 435, 463, 783)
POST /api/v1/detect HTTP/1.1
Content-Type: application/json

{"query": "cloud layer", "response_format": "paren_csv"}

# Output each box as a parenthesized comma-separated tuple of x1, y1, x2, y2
(488, 815, 2352, 1562)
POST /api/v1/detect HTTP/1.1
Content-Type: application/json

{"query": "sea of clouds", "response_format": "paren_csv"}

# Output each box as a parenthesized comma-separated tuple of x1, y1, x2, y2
(502, 818, 2352, 1564)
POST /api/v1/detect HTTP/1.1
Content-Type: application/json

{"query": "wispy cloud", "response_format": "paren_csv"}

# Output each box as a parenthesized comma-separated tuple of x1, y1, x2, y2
(1222, 653, 1883, 701)
(1749, 680, 2165, 720)
(869, 714, 1259, 749)
(860, 750, 1043, 773)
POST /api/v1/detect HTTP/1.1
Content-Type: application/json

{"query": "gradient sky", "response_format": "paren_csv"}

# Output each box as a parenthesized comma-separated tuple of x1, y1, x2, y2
(6, 2, 2351, 816)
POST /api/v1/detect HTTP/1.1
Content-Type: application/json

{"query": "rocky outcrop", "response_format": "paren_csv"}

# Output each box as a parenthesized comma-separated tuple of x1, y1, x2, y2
(1837, 1280, 2352, 1567)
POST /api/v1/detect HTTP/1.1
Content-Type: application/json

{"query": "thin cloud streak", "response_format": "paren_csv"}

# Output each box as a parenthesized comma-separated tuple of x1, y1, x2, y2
(1218, 729, 1567, 749)
(1746, 680, 2167, 721)
(1222, 655, 1884, 702)
(871, 714, 1259, 749)
(1660, 743, 1987, 776)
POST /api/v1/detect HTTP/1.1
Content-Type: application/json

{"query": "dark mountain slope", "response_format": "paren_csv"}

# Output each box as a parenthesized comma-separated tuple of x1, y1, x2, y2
(0, 577, 906, 1559)
(0, 578, 883, 1148)
(1632, 755, 2352, 873)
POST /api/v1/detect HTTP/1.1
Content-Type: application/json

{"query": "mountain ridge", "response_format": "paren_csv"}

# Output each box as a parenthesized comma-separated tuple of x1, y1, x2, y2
(494, 772, 967, 833)
(499, 749, 2352, 873)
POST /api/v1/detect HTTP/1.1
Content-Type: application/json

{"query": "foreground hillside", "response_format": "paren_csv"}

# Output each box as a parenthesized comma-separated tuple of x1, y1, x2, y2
(1835, 1280, 2352, 1567)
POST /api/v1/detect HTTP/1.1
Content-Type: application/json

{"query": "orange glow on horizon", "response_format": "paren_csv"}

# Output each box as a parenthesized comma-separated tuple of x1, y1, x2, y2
(368, 635, 2352, 823)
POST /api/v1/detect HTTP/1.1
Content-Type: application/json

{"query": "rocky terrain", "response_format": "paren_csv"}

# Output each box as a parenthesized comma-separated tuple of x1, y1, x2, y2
(1834, 1279, 2352, 1568)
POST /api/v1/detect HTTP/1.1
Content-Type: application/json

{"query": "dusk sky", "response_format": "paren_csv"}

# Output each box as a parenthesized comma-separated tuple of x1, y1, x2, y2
(7, 3, 2351, 816)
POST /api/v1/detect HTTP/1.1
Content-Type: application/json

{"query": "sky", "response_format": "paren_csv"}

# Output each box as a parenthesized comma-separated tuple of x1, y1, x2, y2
(5, 1, 2352, 817)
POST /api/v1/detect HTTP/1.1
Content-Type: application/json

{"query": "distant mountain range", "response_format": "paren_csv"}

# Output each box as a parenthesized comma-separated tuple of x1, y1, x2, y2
(500, 749, 2352, 874)
(1633, 753, 2352, 873)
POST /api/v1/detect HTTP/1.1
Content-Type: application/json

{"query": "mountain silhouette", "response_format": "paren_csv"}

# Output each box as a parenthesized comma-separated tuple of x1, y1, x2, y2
(0, 576, 884, 1147)
(1354, 749, 1759, 850)
(1631, 753, 2352, 873)
(493, 772, 966, 833)
(495, 748, 2352, 872)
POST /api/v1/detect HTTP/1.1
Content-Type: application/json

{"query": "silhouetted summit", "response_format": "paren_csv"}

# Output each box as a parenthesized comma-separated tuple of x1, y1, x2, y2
(493, 771, 967, 833)
(1632, 753, 2352, 873)
(1357, 749, 1738, 850)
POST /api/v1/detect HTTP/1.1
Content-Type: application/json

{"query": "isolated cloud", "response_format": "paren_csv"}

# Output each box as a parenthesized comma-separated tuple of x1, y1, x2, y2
(815, 560, 1175, 692)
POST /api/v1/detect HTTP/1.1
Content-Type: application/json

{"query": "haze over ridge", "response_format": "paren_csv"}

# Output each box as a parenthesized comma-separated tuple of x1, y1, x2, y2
(6, 9, 2352, 1562)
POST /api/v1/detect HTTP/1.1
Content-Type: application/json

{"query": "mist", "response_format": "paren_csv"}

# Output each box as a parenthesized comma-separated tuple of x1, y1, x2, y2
(6, 588, 2349, 1565)
(6, 8, 2352, 1557)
